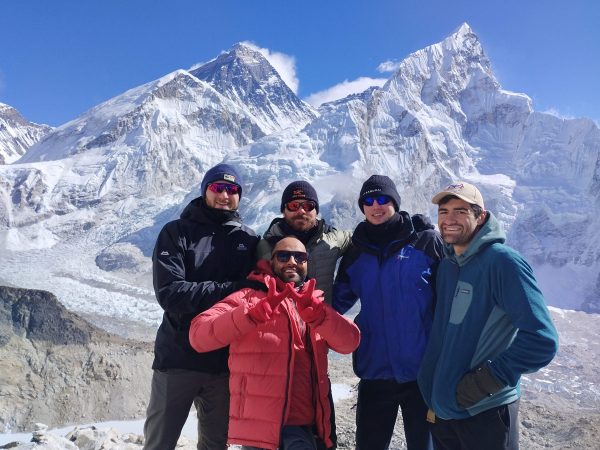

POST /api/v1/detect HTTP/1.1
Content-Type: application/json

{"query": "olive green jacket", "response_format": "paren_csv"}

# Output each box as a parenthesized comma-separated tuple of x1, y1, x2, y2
(256, 218, 352, 304)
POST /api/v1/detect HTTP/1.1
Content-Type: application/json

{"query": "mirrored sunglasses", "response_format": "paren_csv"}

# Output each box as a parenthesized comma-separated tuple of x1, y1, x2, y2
(208, 182, 240, 195)
(362, 195, 392, 207)
(273, 250, 309, 264)
(286, 200, 316, 212)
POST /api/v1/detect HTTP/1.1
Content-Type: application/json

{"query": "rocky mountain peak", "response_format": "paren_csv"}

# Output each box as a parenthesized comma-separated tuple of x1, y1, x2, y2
(0, 103, 52, 164)
(190, 43, 316, 133)
(191, 42, 284, 92)
(388, 23, 493, 104)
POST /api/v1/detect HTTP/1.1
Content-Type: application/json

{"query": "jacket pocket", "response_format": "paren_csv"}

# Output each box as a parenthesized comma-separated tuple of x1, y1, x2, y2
(449, 281, 473, 325)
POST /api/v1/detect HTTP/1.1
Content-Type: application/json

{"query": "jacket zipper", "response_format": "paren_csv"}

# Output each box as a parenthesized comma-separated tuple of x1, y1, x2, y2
(278, 305, 294, 441)
(309, 328, 328, 444)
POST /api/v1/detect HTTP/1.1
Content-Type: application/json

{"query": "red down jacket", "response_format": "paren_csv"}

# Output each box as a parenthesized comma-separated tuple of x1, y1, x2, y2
(189, 267, 360, 449)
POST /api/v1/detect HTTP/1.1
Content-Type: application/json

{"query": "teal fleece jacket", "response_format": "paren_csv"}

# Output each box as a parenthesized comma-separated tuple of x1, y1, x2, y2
(417, 212, 558, 419)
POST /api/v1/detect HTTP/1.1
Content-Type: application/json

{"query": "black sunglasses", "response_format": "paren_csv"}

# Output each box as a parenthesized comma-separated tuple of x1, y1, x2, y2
(362, 195, 392, 207)
(286, 200, 316, 212)
(272, 250, 309, 264)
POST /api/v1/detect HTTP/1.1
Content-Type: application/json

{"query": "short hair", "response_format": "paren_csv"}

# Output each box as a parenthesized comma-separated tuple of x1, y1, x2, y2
(438, 195, 483, 217)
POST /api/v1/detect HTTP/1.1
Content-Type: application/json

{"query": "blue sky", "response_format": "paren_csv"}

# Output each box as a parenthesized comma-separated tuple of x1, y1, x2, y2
(1, 0, 598, 127)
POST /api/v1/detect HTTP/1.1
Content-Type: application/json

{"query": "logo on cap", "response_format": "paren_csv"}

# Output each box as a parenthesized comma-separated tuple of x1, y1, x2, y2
(292, 189, 305, 197)
(446, 183, 464, 191)
(223, 174, 235, 182)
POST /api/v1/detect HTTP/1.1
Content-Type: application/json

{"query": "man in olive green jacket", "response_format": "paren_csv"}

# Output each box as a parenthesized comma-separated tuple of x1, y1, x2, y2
(256, 180, 351, 305)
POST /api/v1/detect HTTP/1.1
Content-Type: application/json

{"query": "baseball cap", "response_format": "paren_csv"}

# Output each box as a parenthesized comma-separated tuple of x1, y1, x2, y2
(431, 181, 484, 209)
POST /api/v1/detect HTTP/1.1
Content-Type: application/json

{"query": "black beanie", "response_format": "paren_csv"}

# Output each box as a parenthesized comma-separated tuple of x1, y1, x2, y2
(358, 175, 401, 212)
(201, 163, 243, 199)
(280, 180, 319, 214)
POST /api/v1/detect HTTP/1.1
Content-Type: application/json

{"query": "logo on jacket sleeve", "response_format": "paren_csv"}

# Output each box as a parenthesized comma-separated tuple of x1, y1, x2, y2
(160, 251, 169, 256)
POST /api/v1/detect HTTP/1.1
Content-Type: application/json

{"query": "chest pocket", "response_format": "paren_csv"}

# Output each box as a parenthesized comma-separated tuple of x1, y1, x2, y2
(449, 281, 473, 325)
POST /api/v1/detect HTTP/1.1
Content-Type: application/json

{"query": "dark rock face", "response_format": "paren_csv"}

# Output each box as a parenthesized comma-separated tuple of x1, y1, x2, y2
(0, 286, 153, 433)
(0, 286, 96, 345)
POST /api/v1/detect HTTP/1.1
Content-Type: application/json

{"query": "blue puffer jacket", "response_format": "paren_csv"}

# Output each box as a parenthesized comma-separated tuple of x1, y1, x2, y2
(417, 212, 559, 419)
(333, 211, 443, 382)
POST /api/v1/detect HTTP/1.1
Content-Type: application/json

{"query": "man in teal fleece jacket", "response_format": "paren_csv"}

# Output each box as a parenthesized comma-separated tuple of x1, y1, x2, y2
(417, 182, 558, 450)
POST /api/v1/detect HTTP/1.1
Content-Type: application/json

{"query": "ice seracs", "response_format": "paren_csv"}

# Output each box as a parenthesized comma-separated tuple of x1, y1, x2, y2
(0, 24, 599, 330)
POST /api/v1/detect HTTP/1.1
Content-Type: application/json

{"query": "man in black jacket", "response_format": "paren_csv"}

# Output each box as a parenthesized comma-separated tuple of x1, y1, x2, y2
(143, 163, 262, 450)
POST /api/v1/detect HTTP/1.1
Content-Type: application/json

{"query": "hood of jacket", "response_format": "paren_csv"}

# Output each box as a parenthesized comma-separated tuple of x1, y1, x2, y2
(180, 196, 242, 226)
(444, 211, 506, 266)
(263, 217, 330, 246)
(352, 210, 415, 257)
(247, 259, 298, 292)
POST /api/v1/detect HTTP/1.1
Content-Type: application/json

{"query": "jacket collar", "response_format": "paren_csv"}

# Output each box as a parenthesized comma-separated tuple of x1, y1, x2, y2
(444, 211, 506, 266)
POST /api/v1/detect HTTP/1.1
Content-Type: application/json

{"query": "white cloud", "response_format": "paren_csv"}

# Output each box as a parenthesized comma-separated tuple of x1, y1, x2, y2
(241, 41, 299, 94)
(377, 60, 402, 73)
(304, 77, 387, 107)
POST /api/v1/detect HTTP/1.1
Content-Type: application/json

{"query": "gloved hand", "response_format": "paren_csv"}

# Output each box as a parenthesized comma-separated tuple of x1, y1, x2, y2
(248, 298, 274, 324)
(456, 362, 505, 409)
(289, 278, 326, 325)
(265, 276, 292, 308)
(247, 277, 290, 324)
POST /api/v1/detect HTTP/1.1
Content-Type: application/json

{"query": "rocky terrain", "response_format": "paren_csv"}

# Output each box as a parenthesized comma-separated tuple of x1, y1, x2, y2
(0, 286, 598, 449)
(0, 286, 153, 434)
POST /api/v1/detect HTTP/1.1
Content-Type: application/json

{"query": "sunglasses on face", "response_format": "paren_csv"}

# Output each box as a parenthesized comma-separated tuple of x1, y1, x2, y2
(207, 183, 240, 195)
(362, 195, 392, 207)
(285, 200, 316, 212)
(272, 250, 309, 264)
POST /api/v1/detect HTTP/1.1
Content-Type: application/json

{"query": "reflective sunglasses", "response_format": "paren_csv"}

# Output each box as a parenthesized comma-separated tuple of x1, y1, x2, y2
(362, 195, 392, 207)
(207, 182, 240, 195)
(285, 200, 316, 212)
(273, 250, 309, 264)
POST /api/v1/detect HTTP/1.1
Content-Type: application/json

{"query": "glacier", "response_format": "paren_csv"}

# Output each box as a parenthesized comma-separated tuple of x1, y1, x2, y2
(0, 23, 598, 337)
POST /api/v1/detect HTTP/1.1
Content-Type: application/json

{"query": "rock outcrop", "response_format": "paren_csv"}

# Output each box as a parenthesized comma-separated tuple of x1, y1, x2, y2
(0, 286, 153, 433)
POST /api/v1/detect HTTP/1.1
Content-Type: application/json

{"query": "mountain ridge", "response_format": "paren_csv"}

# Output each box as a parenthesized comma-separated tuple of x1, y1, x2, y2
(0, 24, 598, 327)
(0, 103, 52, 165)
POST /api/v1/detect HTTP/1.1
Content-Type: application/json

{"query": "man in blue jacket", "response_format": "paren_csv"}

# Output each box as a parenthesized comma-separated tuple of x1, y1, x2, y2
(333, 175, 443, 450)
(417, 181, 559, 450)
(143, 163, 262, 450)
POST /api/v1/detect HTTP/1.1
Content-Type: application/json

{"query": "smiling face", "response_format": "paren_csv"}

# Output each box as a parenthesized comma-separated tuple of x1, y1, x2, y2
(204, 181, 240, 210)
(362, 198, 396, 225)
(437, 197, 487, 255)
(271, 237, 308, 286)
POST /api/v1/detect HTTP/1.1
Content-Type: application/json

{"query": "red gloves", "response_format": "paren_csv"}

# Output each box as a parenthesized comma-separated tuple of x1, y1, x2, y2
(289, 279, 326, 326)
(248, 277, 326, 326)
(248, 277, 290, 324)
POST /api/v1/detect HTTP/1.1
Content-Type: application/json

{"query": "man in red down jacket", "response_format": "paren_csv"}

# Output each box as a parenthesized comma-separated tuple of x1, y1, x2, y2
(189, 237, 360, 450)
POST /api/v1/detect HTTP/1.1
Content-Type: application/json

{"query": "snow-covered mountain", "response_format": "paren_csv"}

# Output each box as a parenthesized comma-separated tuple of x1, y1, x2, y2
(0, 24, 598, 332)
(0, 103, 52, 164)
(190, 43, 316, 134)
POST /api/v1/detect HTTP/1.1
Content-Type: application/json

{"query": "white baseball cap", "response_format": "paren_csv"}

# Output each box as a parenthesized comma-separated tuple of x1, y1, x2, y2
(431, 182, 484, 209)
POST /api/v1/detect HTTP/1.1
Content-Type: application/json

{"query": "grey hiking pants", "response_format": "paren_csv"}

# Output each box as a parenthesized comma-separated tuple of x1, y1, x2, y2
(143, 368, 229, 450)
